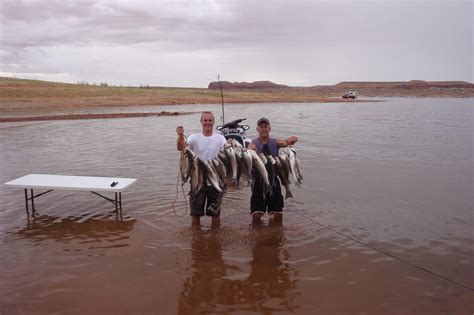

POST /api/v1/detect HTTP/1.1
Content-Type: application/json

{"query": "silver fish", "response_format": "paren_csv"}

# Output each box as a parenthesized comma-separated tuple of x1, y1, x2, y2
(203, 160, 223, 193)
(248, 149, 270, 190)
(224, 144, 238, 185)
(258, 152, 268, 165)
(241, 149, 253, 186)
(267, 155, 276, 165)
(184, 149, 203, 196)
(280, 147, 302, 187)
(212, 158, 227, 185)
(275, 155, 293, 199)
(231, 138, 242, 148)
(293, 148, 303, 182)
(183, 149, 196, 184)
(179, 151, 188, 183)
(234, 146, 244, 186)
(288, 147, 303, 187)
(218, 151, 228, 164)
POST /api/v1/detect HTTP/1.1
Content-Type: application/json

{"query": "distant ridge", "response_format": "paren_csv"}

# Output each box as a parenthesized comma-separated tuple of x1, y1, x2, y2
(205, 79, 473, 97)
(208, 80, 289, 89)
(208, 79, 474, 90)
(330, 80, 474, 89)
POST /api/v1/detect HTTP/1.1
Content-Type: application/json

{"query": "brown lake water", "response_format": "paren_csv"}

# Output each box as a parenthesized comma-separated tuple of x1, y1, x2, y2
(0, 98, 472, 314)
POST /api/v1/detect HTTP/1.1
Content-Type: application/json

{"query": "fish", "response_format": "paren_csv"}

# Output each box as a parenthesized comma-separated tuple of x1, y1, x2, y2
(224, 144, 238, 185)
(267, 155, 276, 165)
(293, 148, 303, 182)
(212, 158, 227, 186)
(179, 150, 188, 183)
(217, 151, 231, 178)
(218, 151, 228, 164)
(202, 160, 223, 193)
(277, 153, 291, 176)
(231, 138, 243, 148)
(288, 147, 303, 187)
(234, 145, 244, 186)
(258, 152, 268, 165)
(280, 147, 302, 187)
(241, 149, 253, 186)
(183, 149, 196, 184)
(248, 149, 271, 193)
(264, 154, 278, 194)
(184, 149, 204, 196)
(275, 155, 293, 199)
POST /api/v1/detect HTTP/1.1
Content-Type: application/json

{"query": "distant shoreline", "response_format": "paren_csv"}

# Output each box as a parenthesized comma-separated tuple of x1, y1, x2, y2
(1, 77, 472, 121)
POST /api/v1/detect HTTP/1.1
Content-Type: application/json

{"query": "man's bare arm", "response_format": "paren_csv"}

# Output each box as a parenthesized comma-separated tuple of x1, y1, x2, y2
(276, 136, 299, 148)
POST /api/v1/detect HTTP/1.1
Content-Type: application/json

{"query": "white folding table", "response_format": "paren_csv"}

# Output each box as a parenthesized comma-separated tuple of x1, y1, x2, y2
(4, 174, 137, 216)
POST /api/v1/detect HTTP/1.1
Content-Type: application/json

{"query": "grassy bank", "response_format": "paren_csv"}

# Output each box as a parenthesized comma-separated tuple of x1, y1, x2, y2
(1, 77, 472, 118)
(0, 77, 337, 116)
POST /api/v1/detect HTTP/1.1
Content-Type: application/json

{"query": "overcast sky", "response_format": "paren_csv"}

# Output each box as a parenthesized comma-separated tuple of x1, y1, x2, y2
(0, 0, 472, 87)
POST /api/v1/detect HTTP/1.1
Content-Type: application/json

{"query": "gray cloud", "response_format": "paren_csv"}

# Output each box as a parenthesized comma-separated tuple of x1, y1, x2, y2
(0, 0, 471, 86)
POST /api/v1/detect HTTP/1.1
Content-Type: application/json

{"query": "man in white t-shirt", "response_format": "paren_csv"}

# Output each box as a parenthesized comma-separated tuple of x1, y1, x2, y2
(176, 111, 227, 225)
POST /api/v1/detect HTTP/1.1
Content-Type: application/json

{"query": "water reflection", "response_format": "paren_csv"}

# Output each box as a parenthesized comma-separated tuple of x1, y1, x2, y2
(11, 213, 136, 249)
(245, 223, 298, 312)
(178, 223, 297, 313)
(178, 225, 237, 314)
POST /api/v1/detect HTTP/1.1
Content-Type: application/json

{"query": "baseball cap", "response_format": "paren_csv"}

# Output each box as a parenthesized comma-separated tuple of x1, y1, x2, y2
(257, 117, 270, 126)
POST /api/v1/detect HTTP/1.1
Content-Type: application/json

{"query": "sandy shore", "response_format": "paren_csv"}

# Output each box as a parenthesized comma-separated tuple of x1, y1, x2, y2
(0, 111, 188, 123)
(0, 77, 376, 121)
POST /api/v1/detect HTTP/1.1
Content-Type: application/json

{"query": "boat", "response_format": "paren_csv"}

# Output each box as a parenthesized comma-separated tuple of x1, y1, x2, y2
(216, 118, 252, 148)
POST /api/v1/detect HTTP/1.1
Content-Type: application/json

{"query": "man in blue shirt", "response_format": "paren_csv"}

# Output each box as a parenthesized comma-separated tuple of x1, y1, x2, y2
(248, 117, 299, 224)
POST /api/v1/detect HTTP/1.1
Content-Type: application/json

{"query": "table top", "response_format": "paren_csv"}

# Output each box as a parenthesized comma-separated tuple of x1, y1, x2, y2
(4, 174, 137, 192)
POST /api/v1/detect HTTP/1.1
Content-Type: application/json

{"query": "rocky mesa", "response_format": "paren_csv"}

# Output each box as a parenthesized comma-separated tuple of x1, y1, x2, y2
(209, 80, 474, 97)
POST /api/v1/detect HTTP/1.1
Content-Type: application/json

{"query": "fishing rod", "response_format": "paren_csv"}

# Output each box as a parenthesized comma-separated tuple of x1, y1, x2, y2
(218, 74, 225, 125)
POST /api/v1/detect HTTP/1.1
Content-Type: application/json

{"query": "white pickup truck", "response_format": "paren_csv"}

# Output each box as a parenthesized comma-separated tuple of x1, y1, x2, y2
(342, 91, 358, 99)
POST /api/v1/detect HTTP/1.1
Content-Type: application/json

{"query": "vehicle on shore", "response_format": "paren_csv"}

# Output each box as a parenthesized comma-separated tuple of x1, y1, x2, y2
(342, 91, 358, 99)
(216, 118, 252, 148)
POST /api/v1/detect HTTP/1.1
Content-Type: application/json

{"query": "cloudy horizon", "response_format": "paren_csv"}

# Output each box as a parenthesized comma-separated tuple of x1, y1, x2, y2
(0, 0, 472, 88)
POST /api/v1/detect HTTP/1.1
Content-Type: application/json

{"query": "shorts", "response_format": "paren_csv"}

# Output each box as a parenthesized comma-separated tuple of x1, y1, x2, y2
(250, 173, 284, 215)
(190, 185, 224, 217)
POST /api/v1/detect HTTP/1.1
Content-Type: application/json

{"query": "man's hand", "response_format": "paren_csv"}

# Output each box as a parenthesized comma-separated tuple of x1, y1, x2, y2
(288, 136, 298, 145)
(176, 126, 186, 151)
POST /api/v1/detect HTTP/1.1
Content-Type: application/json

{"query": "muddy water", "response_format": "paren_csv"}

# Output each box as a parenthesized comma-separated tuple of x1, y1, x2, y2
(0, 98, 472, 314)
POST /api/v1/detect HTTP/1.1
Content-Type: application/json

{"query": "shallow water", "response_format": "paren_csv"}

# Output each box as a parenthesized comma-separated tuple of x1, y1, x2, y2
(0, 98, 472, 314)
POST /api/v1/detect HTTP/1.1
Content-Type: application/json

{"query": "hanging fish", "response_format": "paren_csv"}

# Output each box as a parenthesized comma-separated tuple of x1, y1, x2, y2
(275, 155, 293, 199)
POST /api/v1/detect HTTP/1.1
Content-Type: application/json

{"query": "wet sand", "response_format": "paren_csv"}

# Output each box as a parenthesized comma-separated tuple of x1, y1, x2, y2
(0, 111, 188, 123)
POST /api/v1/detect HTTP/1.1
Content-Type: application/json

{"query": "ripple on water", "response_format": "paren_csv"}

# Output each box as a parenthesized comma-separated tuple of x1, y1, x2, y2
(0, 100, 473, 314)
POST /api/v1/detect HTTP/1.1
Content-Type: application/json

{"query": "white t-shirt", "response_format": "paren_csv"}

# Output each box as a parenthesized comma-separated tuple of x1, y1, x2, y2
(187, 133, 227, 161)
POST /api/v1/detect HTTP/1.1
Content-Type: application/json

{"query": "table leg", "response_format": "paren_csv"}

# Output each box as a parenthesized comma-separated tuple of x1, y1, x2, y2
(30, 189, 36, 215)
(119, 193, 122, 210)
(24, 189, 29, 215)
